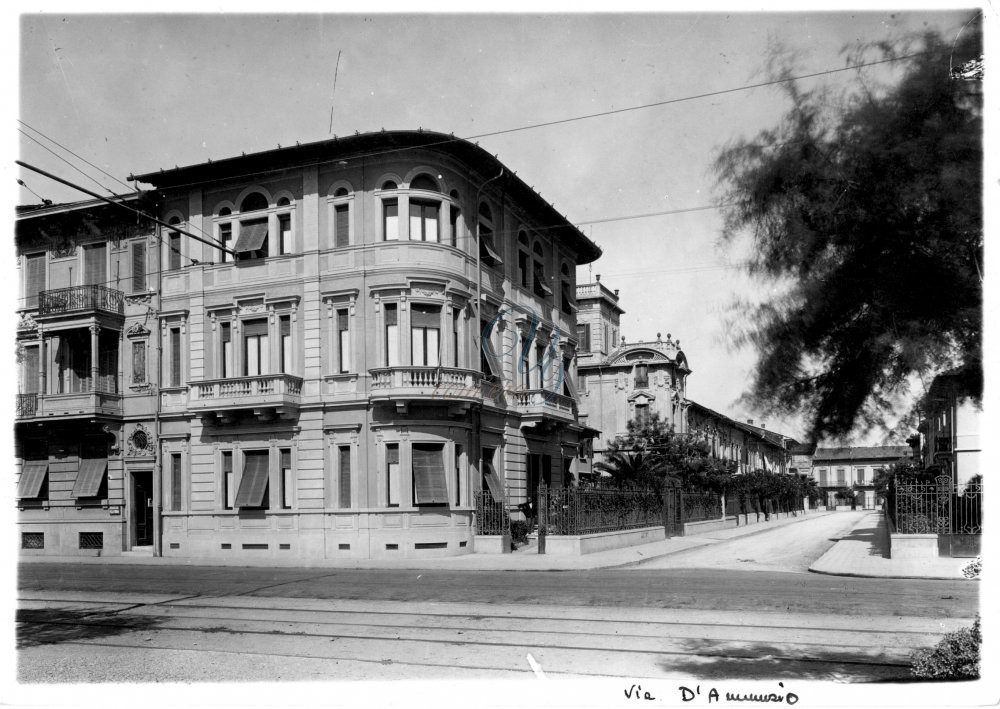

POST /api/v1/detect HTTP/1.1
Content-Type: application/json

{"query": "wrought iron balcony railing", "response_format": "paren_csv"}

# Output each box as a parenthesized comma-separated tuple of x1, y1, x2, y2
(38, 285, 124, 317)
(15, 393, 37, 419)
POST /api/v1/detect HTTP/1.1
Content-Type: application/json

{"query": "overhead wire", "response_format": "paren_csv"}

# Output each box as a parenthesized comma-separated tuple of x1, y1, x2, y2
(18, 119, 135, 194)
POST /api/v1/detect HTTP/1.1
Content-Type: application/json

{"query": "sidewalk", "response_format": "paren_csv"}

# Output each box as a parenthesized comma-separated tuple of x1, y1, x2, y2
(808, 511, 973, 580)
(20, 511, 833, 572)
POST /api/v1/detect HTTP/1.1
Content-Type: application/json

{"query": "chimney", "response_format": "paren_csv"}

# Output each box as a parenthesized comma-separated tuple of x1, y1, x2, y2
(747, 419, 754, 426)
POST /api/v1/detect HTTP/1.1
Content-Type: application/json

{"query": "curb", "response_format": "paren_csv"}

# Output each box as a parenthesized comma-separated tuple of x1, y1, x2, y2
(807, 566, 978, 581)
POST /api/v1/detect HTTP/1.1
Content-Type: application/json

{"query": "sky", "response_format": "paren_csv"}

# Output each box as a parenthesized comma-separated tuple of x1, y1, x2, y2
(12, 6, 983, 444)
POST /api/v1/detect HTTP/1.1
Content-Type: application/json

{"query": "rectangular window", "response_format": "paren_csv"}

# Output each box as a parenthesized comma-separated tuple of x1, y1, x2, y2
(170, 453, 182, 512)
(480, 320, 497, 380)
(385, 304, 399, 367)
(280, 448, 292, 509)
(219, 222, 233, 263)
(243, 319, 269, 376)
(131, 241, 146, 292)
(837, 468, 846, 485)
(635, 364, 649, 388)
(482, 447, 502, 502)
(132, 341, 146, 384)
(279, 214, 292, 254)
(220, 322, 233, 378)
(338, 445, 352, 509)
(576, 324, 591, 353)
(280, 315, 292, 374)
(449, 207, 460, 247)
(169, 327, 181, 387)
(410, 304, 441, 367)
(635, 403, 650, 427)
(168, 231, 182, 270)
(383, 199, 399, 241)
(412, 443, 448, 505)
(235, 450, 270, 509)
(561, 280, 573, 315)
(455, 444, 463, 506)
(22, 345, 39, 394)
(24, 253, 46, 309)
(452, 309, 460, 367)
(409, 200, 440, 242)
(235, 219, 269, 260)
(535, 342, 546, 389)
(84, 243, 107, 285)
(518, 251, 530, 288)
(222, 451, 234, 509)
(386, 443, 400, 507)
(521, 344, 531, 389)
(335, 204, 350, 247)
(337, 310, 350, 373)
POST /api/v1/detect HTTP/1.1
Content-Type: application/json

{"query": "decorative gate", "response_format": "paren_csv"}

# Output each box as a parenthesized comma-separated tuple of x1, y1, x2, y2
(891, 474, 983, 557)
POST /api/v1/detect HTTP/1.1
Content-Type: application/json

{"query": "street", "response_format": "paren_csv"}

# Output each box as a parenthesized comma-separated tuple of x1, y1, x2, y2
(17, 511, 978, 684)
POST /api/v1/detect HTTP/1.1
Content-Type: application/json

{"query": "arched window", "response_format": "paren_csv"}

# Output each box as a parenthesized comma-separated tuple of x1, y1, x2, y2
(449, 190, 461, 247)
(167, 216, 183, 271)
(332, 187, 351, 247)
(560, 263, 573, 314)
(517, 232, 531, 288)
(216, 208, 234, 263)
(381, 180, 398, 191)
(381, 181, 399, 240)
(532, 242, 551, 298)
(409, 174, 439, 192)
(276, 196, 290, 207)
(275, 196, 294, 255)
(478, 203, 502, 267)
(240, 192, 268, 213)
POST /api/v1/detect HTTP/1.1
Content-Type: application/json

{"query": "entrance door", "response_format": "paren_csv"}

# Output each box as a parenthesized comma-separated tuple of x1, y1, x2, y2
(131, 471, 154, 546)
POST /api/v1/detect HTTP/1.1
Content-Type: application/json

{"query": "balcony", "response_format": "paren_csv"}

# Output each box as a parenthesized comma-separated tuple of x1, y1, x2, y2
(511, 388, 577, 427)
(37, 285, 124, 319)
(16, 387, 123, 421)
(188, 373, 303, 422)
(370, 366, 483, 413)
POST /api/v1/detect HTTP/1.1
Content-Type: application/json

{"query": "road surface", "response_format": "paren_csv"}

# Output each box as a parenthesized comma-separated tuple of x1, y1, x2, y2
(17, 559, 977, 684)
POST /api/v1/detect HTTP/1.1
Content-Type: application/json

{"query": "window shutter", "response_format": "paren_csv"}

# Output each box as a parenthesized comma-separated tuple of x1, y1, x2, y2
(335, 204, 350, 247)
(168, 232, 182, 269)
(242, 319, 269, 337)
(84, 244, 106, 285)
(280, 315, 291, 338)
(23, 346, 39, 394)
(170, 328, 181, 387)
(25, 254, 45, 308)
(338, 446, 351, 509)
(132, 341, 146, 384)
(131, 241, 146, 292)
(234, 451, 270, 508)
(412, 443, 448, 505)
(171, 454, 182, 511)
(385, 304, 397, 326)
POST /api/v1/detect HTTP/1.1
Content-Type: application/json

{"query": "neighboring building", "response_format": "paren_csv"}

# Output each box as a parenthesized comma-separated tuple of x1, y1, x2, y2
(788, 442, 814, 479)
(810, 446, 912, 509)
(16, 129, 601, 560)
(686, 404, 794, 475)
(915, 370, 981, 488)
(575, 279, 690, 463)
(16, 195, 160, 557)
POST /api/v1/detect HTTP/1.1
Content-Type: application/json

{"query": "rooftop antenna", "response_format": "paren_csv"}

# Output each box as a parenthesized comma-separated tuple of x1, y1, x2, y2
(328, 50, 343, 135)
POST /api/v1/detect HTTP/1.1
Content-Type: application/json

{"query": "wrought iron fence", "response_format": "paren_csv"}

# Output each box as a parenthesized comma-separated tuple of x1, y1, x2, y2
(682, 491, 723, 523)
(15, 393, 38, 418)
(890, 475, 952, 534)
(39, 285, 124, 316)
(954, 478, 983, 534)
(539, 485, 664, 535)
(475, 490, 510, 536)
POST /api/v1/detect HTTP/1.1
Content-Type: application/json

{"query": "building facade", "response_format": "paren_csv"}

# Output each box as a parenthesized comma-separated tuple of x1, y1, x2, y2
(810, 446, 912, 509)
(15, 130, 601, 560)
(915, 370, 981, 488)
(575, 279, 690, 465)
(686, 404, 794, 475)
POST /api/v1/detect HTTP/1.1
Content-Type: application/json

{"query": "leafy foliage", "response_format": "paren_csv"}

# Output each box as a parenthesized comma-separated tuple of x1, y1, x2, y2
(509, 519, 530, 545)
(714, 27, 983, 442)
(910, 616, 980, 680)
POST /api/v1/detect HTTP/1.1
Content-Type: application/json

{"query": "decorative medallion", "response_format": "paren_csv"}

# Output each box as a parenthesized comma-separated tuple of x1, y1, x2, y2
(125, 322, 151, 338)
(127, 423, 156, 457)
(17, 312, 38, 332)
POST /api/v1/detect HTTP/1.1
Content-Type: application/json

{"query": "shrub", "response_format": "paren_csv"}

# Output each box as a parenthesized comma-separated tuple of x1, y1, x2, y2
(910, 617, 981, 680)
(962, 557, 981, 579)
(510, 519, 529, 545)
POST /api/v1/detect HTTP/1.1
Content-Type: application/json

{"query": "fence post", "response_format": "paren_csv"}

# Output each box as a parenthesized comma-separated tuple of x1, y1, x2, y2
(537, 481, 547, 555)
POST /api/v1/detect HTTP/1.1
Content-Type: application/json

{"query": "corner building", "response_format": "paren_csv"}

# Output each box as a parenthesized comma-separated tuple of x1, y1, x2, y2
(122, 130, 600, 561)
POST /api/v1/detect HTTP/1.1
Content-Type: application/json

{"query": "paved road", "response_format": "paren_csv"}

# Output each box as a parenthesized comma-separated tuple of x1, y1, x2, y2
(17, 562, 977, 684)
(632, 510, 867, 572)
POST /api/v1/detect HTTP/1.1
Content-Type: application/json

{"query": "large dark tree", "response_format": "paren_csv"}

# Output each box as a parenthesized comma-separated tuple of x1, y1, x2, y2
(715, 26, 982, 442)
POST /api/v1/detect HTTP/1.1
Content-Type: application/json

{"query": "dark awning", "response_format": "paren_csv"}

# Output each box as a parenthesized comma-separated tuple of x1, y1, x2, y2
(73, 459, 107, 497)
(235, 453, 270, 507)
(412, 444, 448, 505)
(235, 220, 269, 252)
(17, 461, 48, 499)
(483, 461, 504, 502)
(480, 238, 503, 267)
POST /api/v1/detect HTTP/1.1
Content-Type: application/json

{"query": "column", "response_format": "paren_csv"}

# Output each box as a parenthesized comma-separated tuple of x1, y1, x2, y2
(90, 322, 100, 392)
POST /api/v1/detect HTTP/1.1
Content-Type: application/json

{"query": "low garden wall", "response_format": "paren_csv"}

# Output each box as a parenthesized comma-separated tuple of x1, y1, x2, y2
(541, 525, 665, 555)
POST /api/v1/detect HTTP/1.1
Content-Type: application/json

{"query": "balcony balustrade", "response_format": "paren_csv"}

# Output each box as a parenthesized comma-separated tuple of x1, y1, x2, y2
(188, 373, 303, 420)
(16, 385, 123, 420)
(511, 388, 577, 424)
(370, 366, 483, 411)
(37, 285, 124, 318)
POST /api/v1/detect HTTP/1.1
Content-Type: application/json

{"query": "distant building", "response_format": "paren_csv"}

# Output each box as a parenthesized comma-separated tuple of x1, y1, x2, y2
(810, 446, 912, 509)
(687, 404, 795, 475)
(915, 370, 981, 488)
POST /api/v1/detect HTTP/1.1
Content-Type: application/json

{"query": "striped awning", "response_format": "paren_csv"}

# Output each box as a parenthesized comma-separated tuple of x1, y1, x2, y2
(234, 221, 269, 252)
(17, 461, 48, 499)
(235, 453, 269, 507)
(72, 459, 107, 497)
